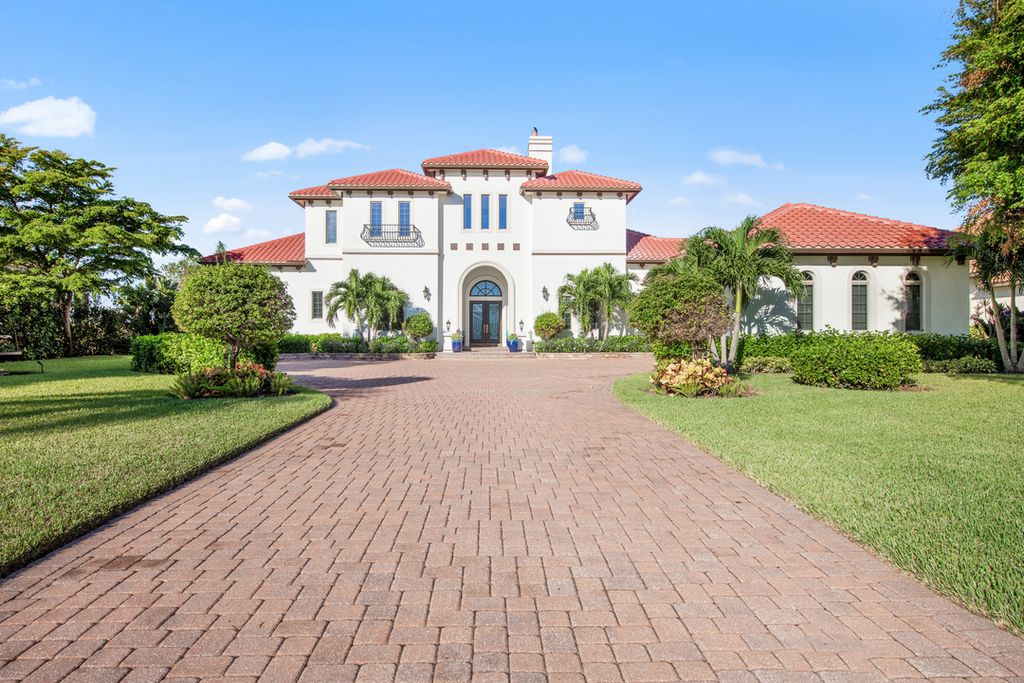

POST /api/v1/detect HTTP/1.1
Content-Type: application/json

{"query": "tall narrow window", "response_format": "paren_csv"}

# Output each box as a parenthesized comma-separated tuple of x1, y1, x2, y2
(370, 201, 382, 237)
(498, 194, 508, 229)
(481, 194, 490, 229)
(311, 291, 323, 319)
(561, 295, 572, 331)
(851, 271, 868, 331)
(796, 271, 814, 331)
(325, 210, 337, 244)
(463, 194, 472, 229)
(904, 272, 922, 331)
(398, 201, 411, 237)
(572, 202, 585, 221)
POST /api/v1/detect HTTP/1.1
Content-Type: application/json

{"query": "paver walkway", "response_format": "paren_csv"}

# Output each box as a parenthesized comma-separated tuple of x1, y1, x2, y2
(1, 358, 1022, 682)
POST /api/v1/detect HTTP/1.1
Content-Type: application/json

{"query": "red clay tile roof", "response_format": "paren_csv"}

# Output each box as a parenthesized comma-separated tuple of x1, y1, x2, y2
(521, 170, 643, 200)
(626, 229, 685, 262)
(287, 184, 336, 199)
(326, 168, 452, 190)
(422, 149, 549, 170)
(761, 203, 952, 251)
(200, 232, 305, 265)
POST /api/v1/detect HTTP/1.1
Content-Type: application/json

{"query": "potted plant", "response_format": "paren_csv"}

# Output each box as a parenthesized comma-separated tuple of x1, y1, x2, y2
(451, 329, 464, 352)
(506, 332, 520, 352)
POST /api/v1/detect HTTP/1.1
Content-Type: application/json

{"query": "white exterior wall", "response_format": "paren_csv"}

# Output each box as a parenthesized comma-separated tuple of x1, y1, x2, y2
(745, 254, 969, 335)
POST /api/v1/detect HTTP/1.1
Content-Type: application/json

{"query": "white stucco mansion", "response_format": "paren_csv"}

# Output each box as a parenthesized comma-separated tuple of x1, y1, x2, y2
(211, 131, 970, 347)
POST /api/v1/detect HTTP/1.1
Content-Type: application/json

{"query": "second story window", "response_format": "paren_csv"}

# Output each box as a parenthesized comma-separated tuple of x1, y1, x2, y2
(499, 194, 508, 229)
(463, 194, 472, 229)
(572, 202, 585, 221)
(370, 201, 382, 237)
(481, 194, 490, 229)
(399, 201, 411, 237)
(325, 210, 337, 244)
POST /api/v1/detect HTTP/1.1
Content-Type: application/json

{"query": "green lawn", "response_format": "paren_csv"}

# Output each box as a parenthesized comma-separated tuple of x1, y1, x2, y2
(614, 372, 1024, 635)
(0, 356, 331, 576)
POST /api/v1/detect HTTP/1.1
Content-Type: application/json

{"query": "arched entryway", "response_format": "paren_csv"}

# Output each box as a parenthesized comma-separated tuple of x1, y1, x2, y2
(458, 264, 513, 350)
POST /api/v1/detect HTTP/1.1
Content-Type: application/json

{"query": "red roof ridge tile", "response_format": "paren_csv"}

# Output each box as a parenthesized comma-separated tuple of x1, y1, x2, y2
(421, 148, 549, 169)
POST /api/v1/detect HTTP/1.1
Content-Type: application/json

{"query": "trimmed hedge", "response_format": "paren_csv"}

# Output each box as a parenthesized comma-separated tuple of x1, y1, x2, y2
(280, 333, 365, 354)
(922, 356, 998, 374)
(791, 332, 923, 390)
(131, 333, 276, 374)
(739, 356, 792, 374)
(534, 335, 652, 353)
(741, 331, 1000, 365)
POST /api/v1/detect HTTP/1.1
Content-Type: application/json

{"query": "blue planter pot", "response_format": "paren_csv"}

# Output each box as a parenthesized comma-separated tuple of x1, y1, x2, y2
(452, 340, 463, 352)
(508, 340, 519, 352)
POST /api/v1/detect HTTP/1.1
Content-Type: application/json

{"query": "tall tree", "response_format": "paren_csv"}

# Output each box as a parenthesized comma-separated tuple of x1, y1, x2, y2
(364, 274, 409, 340)
(326, 269, 372, 340)
(0, 135, 192, 353)
(591, 262, 638, 340)
(924, 0, 1024, 371)
(325, 270, 409, 341)
(558, 268, 600, 337)
(684, 216, 803, 369)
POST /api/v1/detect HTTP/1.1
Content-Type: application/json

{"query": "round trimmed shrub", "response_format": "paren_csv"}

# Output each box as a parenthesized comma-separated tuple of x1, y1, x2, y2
(791, 332, 922, 390)
(533, 312, 564, 341)
(402, 312, 433, 342)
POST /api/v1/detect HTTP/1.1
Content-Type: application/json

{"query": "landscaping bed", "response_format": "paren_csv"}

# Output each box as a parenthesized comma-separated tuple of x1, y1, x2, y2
(0, 356, 331, 576)
(614, 371, 1024, 635)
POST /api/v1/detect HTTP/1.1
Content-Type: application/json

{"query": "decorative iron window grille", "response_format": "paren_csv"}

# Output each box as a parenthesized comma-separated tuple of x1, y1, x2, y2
(361, 224, 424, 247)
(566, 204, 598, 230)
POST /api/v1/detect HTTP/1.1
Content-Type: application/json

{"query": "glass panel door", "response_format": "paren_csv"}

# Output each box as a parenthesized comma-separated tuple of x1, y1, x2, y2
(486, 302, 500, 343)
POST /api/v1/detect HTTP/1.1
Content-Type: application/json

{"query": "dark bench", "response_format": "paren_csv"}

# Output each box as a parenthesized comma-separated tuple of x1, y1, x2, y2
(0, 350, 43, 374)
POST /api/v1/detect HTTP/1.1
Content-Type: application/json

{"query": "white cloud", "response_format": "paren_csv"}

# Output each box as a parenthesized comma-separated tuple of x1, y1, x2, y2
(242, 141, 292, 161)
(294, 137, 367, 158)
(493, 145, 522, 155)
(204, 213, 243, 234)
(213, 196, 252, 211)
(0, 96, 95, 137)
(723, 192, 757, 206)
(709, 148, 784, 170)
(0, 77, 41, 91)
(668, 197, 691, 206)
(682, 170, 724, 186)
(856, 193, 873, 201)
(557, 144, 588, 165)
(243, 228, 272, 240)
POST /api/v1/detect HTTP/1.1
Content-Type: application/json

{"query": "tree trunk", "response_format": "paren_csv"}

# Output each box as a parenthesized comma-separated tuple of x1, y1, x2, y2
(727, 288, 743, 371)
(707, 336, 720, 363)
(989, 290, 1014, 372)
(602, 308, 610, 341)
(61, 294, 74, 357)
(1010, 280, 1019, 367)
(229, 342, 239, 369)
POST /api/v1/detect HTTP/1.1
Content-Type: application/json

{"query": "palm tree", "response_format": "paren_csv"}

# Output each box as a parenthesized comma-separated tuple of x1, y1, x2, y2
(325, 268, 372, 340)
(591, 262, 638, 340)
(558, 268, 600, 337)
(686, 216, 803, 369)
(364, 274, 409, 340)
(948, 227, 1021, 372)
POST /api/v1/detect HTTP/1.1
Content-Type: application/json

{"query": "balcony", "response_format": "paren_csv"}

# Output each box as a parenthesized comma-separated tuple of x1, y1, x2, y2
(361, 224, 424, 247)
(566, 206, 599, 230)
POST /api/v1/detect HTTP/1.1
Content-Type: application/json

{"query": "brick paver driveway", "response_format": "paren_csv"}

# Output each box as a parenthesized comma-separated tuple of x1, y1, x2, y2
(2, 358, 1023, 682)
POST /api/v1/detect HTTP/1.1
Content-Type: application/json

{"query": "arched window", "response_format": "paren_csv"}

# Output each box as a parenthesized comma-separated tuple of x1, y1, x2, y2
(796, 271, 814, 331)
(904, 272, 922, 331)
(470, 280, 502, 297)
(851, 271, 869, 331)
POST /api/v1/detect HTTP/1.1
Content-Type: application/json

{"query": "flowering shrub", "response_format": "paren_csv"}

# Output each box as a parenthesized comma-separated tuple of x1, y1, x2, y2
(651, 359, 745, 398)
(170, 362, 296, 399)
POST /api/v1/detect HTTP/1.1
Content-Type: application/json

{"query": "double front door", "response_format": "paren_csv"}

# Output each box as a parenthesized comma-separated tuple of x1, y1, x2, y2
(470, 301, 501, 346)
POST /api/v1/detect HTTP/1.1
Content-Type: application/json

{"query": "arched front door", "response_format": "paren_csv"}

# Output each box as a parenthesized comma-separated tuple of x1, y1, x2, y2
(468, 279, 502, 346)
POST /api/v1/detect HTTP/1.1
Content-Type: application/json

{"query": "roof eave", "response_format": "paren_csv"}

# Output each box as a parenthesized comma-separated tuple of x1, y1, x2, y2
(791, 246, 951, 255)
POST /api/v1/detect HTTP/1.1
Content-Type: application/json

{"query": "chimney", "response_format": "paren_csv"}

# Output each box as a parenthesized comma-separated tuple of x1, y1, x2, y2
(527, 128, 553, 171)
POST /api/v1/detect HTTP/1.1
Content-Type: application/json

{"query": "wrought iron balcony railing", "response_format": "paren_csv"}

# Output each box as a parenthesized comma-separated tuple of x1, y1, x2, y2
(566, 206, 599, 230)
(361, 224, 424, 247)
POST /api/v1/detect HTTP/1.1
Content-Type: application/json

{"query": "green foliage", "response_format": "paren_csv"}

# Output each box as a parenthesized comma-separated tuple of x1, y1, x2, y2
(742, 331, 1001, 365)
(173, 263, 295, 367)
(402, 312, 434, 342)
(368, 335, 412, 354)
(650, 358, 744, 398)
(0, 134, 193, 354)
(170, 362, 291, 400)
(325, 269, 409, 340)
(533, 312, 565, 341)
(534, 335, 652, 353)
(131, 333, 226, 374)
(0, 300, 68, 359)
(169, 372, 206, 399)
(923, 356, 999, 374)
(417, 340, 438, 353)
(651, 340, 692, 361)
(116, 268, 186, 337)
(628, 272, 730, 355)
(790, 331, 923, 390)
(739, 356, 792, 374)
(558, 262, 637, 340)
(268, 371, 295, 396)
(279, 333, 365, 354)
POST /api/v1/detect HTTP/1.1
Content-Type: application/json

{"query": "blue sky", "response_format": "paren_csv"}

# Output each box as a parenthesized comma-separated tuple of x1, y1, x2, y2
(1, 1, 960, 255)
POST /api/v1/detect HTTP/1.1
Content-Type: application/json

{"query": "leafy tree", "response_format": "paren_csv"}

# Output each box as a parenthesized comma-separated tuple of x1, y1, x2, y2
(172, 263, 295, 368)
(364, 274, 409, 339)
(533, 311, 564, 340)
(402, 312, 434, 342)
(558, 268, 599, 337)
(925, 0, 1024, 371)
(325, 269, 409, 341)
(0, 135, 192, 354)
(683, 216, 803, 368)
(118, 273, 178, 336)
(326, 269, 371, 340)
(591, 262, 638, 340)
(629, 272, 731, 359)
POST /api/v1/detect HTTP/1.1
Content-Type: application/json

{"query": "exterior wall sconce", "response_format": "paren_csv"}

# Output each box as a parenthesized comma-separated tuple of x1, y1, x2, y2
(423, 286, 431, 301)
(542, 286, 549, 301)
(519, 320, 524, 333)
(446, 319, 451, 332)
(869, 255, 879, 268)
(828, 255, 838, 268)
